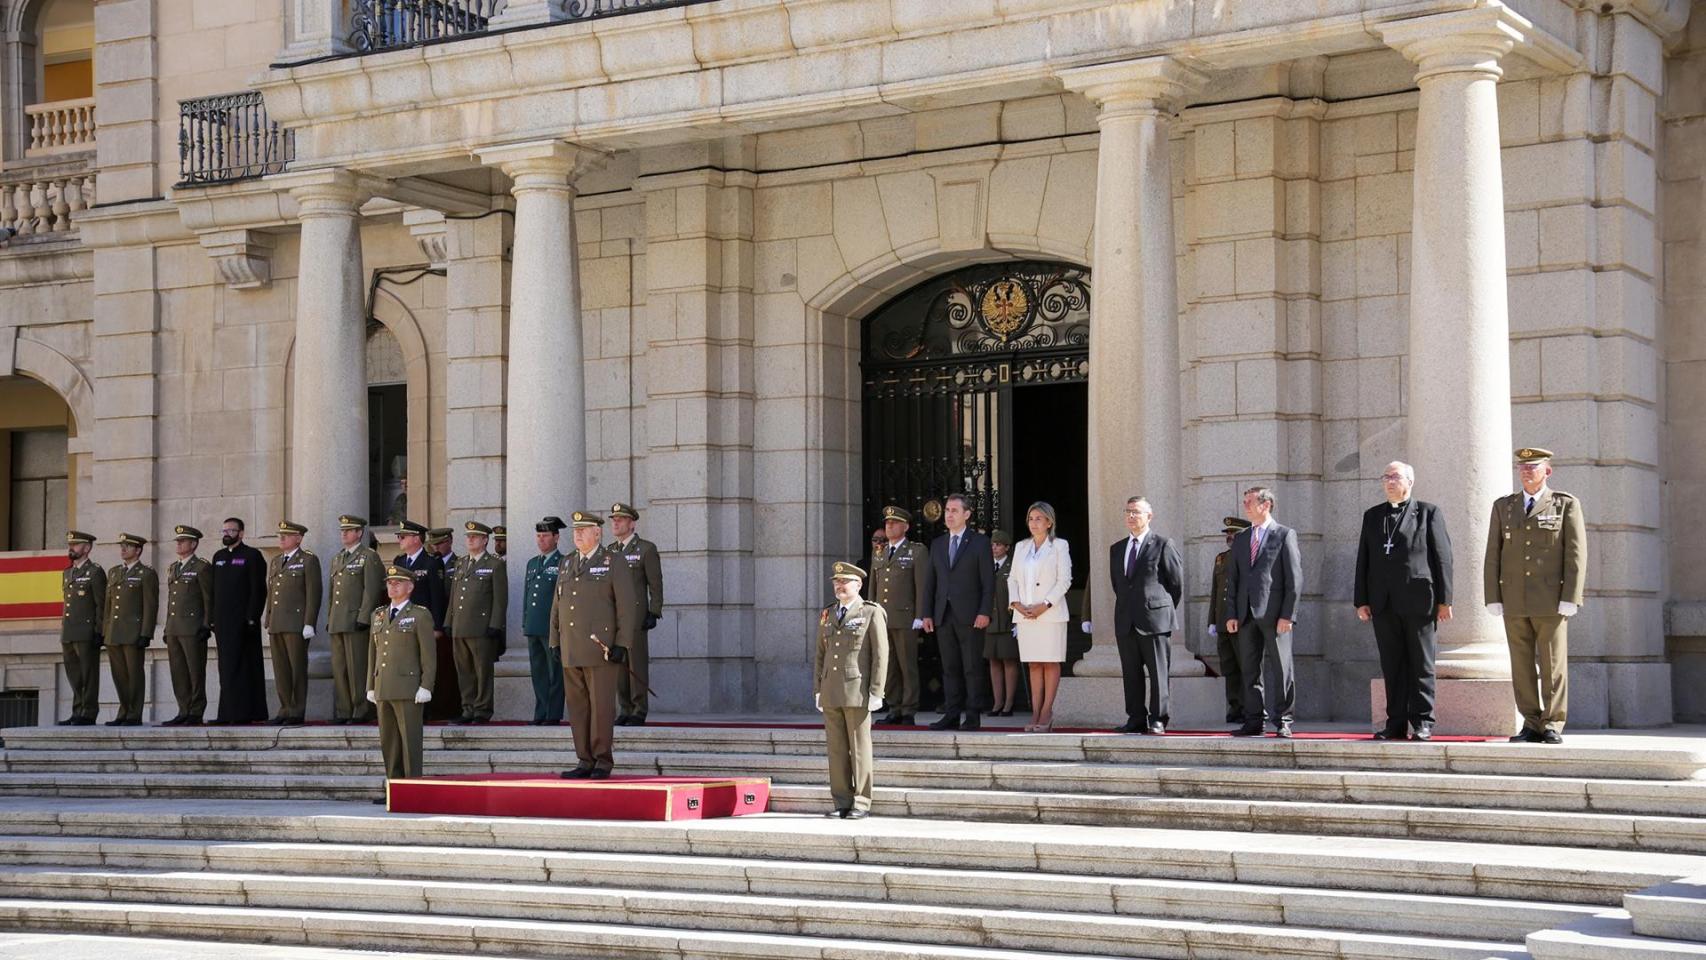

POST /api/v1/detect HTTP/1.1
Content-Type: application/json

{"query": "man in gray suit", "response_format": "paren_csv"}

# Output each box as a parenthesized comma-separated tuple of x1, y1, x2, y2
(1223, 486, 1304, 738)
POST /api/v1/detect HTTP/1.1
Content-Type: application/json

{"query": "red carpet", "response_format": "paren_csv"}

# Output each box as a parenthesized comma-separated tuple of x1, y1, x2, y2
(385, 774, 771, 820)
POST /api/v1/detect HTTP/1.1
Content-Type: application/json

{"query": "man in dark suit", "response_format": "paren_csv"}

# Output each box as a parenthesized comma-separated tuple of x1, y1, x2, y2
(921, 494, 994, 730)
(1107, 496, 1183, 734)
(1355, 461, 1453, 742)
(1223, 486, 1304, 738)
(393, 519, 455, 720)
(210, 517, 269, 724)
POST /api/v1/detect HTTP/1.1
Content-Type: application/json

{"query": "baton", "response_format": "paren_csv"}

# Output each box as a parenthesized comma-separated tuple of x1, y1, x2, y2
(590, 635, 658, 699)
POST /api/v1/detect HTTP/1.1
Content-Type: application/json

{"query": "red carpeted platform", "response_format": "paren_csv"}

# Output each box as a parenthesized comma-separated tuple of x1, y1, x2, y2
(384, 773, 771, 821)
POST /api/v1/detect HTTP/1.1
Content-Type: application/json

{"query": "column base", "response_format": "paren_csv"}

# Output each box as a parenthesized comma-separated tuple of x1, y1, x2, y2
(1052, 675, 1231, 730)
(1369, 677, 1518, 737)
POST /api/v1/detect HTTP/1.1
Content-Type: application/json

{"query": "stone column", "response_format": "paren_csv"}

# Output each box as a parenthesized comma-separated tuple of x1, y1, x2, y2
(1053, 57, 1206, 727)
(1379, 8, 1524, 731)
(286, 171, 372, 547)
(475, 140, 606, 627)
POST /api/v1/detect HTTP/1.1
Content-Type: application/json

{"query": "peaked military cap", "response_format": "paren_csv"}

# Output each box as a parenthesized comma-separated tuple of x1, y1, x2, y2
(1222, 516, 1252, 533)
(396, 520, 428, 537)
(570, 511, 604, 528)
(1515, 447, 1554, 464)
(384, 564, 414, 583)
(536, 516, 567, 533)
(426, 527, 453, 544)
(831, 561, 867, 581)
(881, 505, 911, 523)
(277, 520, 308, 535)
(118, 532, 147, 548)
(464, 520, 493, 536)
(173, 524, 203, 541)
(609, 502, 639, 520)
(990, 529, 1013, 546)
(66, 530, 96, 545)
(492, 525, 507, 538)
(338, 515, 367, 530)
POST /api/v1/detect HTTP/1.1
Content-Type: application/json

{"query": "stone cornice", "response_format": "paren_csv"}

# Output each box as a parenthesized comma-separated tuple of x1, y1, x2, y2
(73, 199, 193, 249)
(474, 140, 610, 192)
(1058, 57, 1209, 115)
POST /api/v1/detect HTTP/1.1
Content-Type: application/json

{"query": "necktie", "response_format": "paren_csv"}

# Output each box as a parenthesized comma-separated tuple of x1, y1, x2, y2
(1125, 538, 1137, 577)
(950, 534, 960, 564)
(390, 606, 400, 622)
(1525, 495, 1535, 514)
(1250, 527, 1262, 563)
(887, 544, 896, 562)
(837, 606, 846, 623)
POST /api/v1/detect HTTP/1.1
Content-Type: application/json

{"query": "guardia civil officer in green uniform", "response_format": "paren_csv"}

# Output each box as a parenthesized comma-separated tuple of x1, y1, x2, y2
(524, 516, 567, 725)
(550, 511, 640, 779)
(366, 564, 437, 785)
(263, 520, 322, 726)
(1485, 447, 1587, 744)
(814, 561, 889, 819)
(608, 502, 663, 726)
(492, 525, 508, 559)
(1209, 516, 1251, 725)
(448, 520, 507, 724)
(59, 530, 105, 725)
(162, 525, 214, 725)
(103, 532, 158, 726)
(328, 515, 385, 723)
(871, 505, 929, 726)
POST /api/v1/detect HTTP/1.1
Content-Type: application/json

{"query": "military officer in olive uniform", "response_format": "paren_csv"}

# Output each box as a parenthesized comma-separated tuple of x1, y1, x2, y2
(263, 520, 322, 726)
(608, 502, 663, 726)
(103, 532, 158, 726)
(430, 527, 458, 580)
(1485, 447, 1588, 744)
(492, 525, 508, 559)
(367, 565, 437, 783)
(814, 561, 889, 819)
(871, 505, 930, 726)
(550, 511, 640, 779)
(448, 520, 507, 724)
(162, 525, 215, 725)
(394, 519, 455, 720)
(59, 530, 106, 725)
(524, 516, 568, 725)
(328, 515, 385, 723)
(1209, 516, 1251, 724)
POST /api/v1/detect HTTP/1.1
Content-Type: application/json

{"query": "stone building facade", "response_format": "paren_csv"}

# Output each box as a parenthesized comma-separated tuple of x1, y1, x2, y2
(0, 0, 1700, 727)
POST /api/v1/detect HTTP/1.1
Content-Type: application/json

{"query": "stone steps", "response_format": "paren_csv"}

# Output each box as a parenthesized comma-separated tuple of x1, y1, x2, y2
(0, 865, 1539, 960)
(1527, 913, 1706, 959)
(1626, 876, 1706, 940)
(0, 836, 1603, 941)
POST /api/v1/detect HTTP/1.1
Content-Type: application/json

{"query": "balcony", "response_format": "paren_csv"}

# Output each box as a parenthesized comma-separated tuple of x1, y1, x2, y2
(342, 0, 718, 55)
(23, 98, 96, 159)
(177, 91, 295, 187)
(1, 162, 94, 242)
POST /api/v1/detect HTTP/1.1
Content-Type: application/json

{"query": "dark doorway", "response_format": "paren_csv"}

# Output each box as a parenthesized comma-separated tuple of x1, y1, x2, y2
(368, 383, 406, 526)
(1008, 381, 1091, 664)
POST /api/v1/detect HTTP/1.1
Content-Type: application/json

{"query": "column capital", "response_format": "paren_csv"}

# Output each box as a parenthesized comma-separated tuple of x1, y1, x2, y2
(475, 139, 609, 193)
(1058, 56, 1207, 116)
(272, 169, 379, 217)
(1378, 6, 1530, 82)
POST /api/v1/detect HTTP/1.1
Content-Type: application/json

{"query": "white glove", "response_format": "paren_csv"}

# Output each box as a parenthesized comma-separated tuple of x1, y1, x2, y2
(868, 694, 883, 712)
(1558, 601, 1578, 618)
(365, 690, 377, 704)
(1080, 620, 1092, 633)
(1208, 624, 1217, 638)
(302, 626, 316, 640)
(1486, 603, 1504, 618)
(814, 693, 822, 713)
(414, 686, 432, 704)
(910, 618, 923, 630)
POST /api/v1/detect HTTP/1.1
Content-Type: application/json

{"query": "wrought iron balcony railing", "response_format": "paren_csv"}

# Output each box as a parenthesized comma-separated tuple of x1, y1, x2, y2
(347, 0, 719, 54)
(177, 91, 295, 187)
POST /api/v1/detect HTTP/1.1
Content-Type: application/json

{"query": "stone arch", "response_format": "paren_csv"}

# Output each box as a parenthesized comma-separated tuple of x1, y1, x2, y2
(10, 332, 92, 436)
(2, 0, 92, 162)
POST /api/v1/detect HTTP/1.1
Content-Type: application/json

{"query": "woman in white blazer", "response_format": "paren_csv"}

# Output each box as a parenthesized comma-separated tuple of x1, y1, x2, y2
(1008, 501, 1071, 732)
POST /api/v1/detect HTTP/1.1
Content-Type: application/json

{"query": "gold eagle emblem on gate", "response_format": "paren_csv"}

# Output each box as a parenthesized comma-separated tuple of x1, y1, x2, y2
(979, 279, 1030, 341)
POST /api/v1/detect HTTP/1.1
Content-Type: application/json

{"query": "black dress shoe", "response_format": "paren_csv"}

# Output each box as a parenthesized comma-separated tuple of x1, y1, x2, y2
(1408, 724, 1433, 741)
(540, 719, 562, 726)
(961, 714, 981, 731)
(927, 716, 961, 731)
(183, 718, 203, 727)
(331, 717, 349, 725)
(1112, 721, 1143, 734)
(104, 718, 124, 726)
(1233, 723, 1264, 737)
(283, 717, 305, 728)
(370, 798, 386, 805)
(843, 809, 869, 820)
(1275, 724, 1294, 739)
(1509, 729, 1539, 742)
(889, 714, 915, 726)
(1372, 728, 1403, 741)
(561, 767, 594, 779)
(1225, 713, 1243, 725)
(1146, 723, 1165, 736)
(614, 715, 632, 726)
(825, 809, 849, 819)
(627, 717, 646, 727)
(449, 717, 474, 726)
(589, 768, 612, 780)
(1539, 730, 1563, 744)
(161, 716, 183, 727)
(269, 716, 289, 726)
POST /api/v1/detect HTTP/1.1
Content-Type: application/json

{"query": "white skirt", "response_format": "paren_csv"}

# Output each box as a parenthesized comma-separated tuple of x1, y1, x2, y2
(1016, 619, 1067, 663)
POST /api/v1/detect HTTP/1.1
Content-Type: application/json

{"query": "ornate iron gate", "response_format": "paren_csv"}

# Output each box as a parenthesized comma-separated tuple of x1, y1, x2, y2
(861, 261, 1091, 542)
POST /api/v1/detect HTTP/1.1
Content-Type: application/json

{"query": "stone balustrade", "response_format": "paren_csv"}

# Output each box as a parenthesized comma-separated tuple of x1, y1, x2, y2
(23, 97, 96, 158)
(0, 167, 96, 239)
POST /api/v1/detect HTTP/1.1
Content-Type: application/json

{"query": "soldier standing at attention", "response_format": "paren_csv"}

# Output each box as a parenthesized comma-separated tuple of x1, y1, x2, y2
(608, 503, 662, 727)
(367, 564, 436, 789)
(524, 516, 567, 726)
(429, 527, 458, 581)
(1486, 447, 1587, 744)
(448, 521, 507, 724)
(492, 526, 508, 560)
(210, 518, 269, 725)
(393, 520, 454, 720)
(263, 521, 322, 726)
(103, 532, 158, 726)
(550, 512, 640, 780)
(162, 525, 214, 726)
(871, 505, 929, 727)
(1209, 516, 1250, 725)
(814, 562, 889, 820)
(59, 531, 105, 725)
(328, 515, 385, 724)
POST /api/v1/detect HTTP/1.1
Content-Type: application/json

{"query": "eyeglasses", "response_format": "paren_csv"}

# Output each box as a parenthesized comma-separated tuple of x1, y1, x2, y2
(1380, 473, 1406, 481)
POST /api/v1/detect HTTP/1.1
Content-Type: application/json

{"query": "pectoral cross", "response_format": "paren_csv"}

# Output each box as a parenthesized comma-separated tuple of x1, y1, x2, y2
(1384, 541, 1394, 556)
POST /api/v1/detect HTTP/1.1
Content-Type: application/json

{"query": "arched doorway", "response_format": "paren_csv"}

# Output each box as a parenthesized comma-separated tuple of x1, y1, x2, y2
(0, 374, 74, 549)
(365, 321, 407, 527)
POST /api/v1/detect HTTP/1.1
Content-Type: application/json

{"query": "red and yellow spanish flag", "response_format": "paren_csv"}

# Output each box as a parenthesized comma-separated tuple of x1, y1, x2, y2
(0, 553, 69, 620)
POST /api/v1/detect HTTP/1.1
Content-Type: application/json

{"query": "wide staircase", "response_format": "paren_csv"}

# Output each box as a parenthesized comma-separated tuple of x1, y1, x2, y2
(0, 723, 1702, 959)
